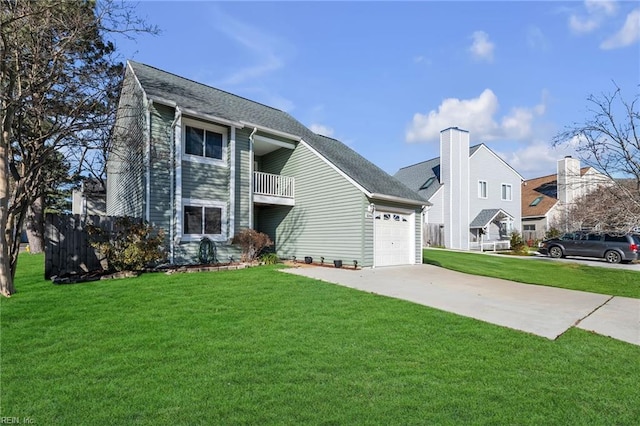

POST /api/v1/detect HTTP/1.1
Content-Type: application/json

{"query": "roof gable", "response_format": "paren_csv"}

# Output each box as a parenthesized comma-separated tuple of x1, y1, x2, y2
(469, 144, 524, 180)
(127, 61, 427, 205)
(394, 143, 522, 199)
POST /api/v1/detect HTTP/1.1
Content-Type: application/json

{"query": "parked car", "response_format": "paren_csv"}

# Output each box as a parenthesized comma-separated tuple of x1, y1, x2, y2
(538, 232, 639, 263)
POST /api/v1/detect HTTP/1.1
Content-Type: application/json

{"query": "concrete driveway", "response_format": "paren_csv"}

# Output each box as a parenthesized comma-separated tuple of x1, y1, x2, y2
(283, 264, 640, 346)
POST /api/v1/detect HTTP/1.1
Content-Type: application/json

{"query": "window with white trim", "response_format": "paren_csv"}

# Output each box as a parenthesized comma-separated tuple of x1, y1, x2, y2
(183, 119, 227, 166)
(501, 184, 512, 201)
(478, 180, 487, 198)
(182, 199, 226, 241)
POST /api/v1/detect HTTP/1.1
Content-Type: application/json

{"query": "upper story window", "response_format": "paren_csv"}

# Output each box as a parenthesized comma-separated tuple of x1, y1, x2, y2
(501, 184, 512, 201)
(183, 119, 227, 166)
(478, 180, 487, 198)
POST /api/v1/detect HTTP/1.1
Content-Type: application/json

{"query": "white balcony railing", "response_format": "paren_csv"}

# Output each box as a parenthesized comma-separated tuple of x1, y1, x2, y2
(253, 171, 295, 199)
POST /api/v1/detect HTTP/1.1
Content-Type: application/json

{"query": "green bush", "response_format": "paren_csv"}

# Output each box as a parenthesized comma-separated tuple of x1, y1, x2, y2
(509, 230, 528, 255)
(88, 217, 166, 272)
(545, 227, 563, 240)
(259, 252, 280, 265)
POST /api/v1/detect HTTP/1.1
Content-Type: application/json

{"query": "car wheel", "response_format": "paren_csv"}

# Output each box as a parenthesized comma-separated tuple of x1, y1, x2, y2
(549, 246, 563, 258)
(605, 250, 622, 264)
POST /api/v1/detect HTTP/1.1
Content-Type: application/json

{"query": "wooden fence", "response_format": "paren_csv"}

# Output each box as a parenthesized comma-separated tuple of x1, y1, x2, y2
(44, 214, 115, 279)
(424, 223, 445, 247)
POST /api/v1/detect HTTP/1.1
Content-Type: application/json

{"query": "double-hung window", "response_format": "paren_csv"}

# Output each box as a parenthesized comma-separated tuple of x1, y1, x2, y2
(182, 199, 226, 241)
(478, 180, 488, 199)
(183, 119, 227, 166)
(501, 184, 512, 201)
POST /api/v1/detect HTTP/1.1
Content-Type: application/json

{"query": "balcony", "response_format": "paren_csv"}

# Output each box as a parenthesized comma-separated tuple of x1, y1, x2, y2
(253, 171, 295, 206)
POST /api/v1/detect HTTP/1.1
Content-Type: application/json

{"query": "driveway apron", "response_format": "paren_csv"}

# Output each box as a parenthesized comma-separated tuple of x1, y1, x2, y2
(283, 264, 639, 345)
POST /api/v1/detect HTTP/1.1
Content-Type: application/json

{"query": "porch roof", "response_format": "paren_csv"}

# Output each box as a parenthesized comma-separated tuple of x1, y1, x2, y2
(470, 208, 514, 228)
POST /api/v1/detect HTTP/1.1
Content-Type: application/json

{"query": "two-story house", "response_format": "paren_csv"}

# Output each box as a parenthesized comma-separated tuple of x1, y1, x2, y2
(106, 61, 428, 267)
(394, 127, 523, 250)
(521, 156, 611, 240)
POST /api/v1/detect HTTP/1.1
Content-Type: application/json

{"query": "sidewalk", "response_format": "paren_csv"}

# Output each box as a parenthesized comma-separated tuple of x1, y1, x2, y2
(283, 264, 640, 346)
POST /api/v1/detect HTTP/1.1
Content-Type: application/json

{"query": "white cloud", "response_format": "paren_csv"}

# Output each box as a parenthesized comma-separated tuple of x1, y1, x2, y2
(406, 89, 546, 144)
(309, 124, 334, 137)
(209, 7, 290, 86)
(526, 26, 549, 51)
(569, 0, 618, 34)
(569, 14, 601, 34)
(601, 8, 640, 49)
(492, 140, 579, 179)
(469, 31, 495, 62)
(585, 0, 617, 16)
(497, 141, 577, 179)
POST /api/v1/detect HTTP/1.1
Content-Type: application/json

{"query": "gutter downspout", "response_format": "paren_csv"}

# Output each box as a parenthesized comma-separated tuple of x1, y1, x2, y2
(370, 203, 376, 268)
(169, 106, 182, 264)
(249, 127, 257, 229)
(144, 100, 152, 222)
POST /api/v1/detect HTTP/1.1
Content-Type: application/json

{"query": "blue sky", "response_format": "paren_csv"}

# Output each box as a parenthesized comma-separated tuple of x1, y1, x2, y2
(116, 1, 640, 179)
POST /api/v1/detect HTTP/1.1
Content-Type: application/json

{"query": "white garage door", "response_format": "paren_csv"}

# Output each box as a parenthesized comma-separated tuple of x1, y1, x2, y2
(374, 211, 413, 267)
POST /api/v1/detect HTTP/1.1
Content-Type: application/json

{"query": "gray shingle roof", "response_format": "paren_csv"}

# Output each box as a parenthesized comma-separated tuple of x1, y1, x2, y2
(128, 61, 427, 205)
(393, 144, 484, 201)
(470, 208, 513, 228)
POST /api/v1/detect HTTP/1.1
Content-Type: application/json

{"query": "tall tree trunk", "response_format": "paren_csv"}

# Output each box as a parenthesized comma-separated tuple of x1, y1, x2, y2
(26, 194, 45, 253)
(1, 128, 16, 297)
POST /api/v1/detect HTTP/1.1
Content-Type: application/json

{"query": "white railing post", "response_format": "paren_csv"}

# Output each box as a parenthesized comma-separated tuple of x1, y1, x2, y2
(253, 171, 295, 198)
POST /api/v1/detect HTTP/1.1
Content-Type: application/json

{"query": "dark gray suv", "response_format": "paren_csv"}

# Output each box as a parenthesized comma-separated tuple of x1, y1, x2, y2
(539, 232, 639, 263)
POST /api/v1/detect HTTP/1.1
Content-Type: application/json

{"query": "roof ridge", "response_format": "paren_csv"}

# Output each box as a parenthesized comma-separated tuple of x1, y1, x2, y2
(398, 144, 484, 170)
(128, 60, 287, 115)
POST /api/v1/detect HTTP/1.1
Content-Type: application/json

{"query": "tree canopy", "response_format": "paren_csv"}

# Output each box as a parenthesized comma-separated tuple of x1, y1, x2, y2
(553, 84, 640, 232)
(1, 0, 156, 296)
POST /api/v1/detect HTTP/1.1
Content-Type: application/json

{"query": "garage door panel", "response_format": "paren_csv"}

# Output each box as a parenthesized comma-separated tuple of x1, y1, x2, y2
(374, 210, 413, 267)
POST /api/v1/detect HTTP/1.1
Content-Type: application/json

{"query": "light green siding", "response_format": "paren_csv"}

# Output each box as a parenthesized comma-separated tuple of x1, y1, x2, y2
(148, 103, 174, 231)
(106, 67, 146, 217)
(258, 143, 370, 265)
(234, 127, 252, 235)
(182, 162, 229, 200)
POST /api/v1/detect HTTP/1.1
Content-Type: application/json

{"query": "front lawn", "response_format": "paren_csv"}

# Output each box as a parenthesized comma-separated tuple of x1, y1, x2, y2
(424, 248, 640, 298)
(1, 254, 639, 424)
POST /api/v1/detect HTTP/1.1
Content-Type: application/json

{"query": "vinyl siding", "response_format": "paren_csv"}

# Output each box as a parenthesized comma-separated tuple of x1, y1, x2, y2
(441, 128, 470, 250)
(106, 67, 145, 217)
(234, 127, 252, 234)
(258, 143, 370, 266)
(426, 186, 444, 224)
(148, 103, 174, 231)
(469, 146, 522, 232)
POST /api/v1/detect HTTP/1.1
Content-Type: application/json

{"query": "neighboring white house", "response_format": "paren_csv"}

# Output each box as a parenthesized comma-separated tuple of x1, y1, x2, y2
(521, 156, 611, 240)
(395, 127, 523, 250)
(72, 178, 106, 216)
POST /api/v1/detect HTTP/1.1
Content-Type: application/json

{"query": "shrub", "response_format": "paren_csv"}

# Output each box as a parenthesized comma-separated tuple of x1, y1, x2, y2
(545, 227, 563, 240)
(509, 230, 528, 255)
(231, 229, 273, 262)
(259, 252, 280, 265)
(88, 217, 166, 272)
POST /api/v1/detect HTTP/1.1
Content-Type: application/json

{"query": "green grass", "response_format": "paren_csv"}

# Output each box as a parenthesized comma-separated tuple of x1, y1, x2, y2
(424, 248, 640, 299)
(1, 254, 639, 424)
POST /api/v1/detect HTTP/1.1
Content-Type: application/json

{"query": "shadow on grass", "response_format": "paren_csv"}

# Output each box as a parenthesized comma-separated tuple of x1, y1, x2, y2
(422, 257, 442, 267)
